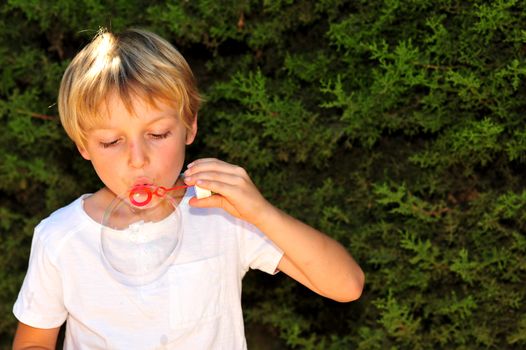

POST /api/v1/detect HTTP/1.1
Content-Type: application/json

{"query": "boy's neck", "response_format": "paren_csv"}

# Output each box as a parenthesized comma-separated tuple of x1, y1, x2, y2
(83, 187, 117, 224)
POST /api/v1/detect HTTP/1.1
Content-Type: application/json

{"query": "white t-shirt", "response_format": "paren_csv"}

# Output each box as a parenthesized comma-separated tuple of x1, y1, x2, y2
(13, 187, 283, 349)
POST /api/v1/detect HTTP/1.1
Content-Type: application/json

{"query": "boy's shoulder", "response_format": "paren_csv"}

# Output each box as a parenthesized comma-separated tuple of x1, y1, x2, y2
(34, 195, 91, 246)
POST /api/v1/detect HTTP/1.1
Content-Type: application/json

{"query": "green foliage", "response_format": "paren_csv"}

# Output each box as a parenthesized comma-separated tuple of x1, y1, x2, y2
(1, 0, 526, 349)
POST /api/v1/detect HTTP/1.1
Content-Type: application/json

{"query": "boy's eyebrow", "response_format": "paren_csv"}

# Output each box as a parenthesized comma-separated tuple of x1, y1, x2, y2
(87, 115, 177, 131)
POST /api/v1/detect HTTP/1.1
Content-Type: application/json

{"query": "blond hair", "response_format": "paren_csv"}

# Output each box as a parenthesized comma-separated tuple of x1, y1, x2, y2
(58, 28, 201, 147)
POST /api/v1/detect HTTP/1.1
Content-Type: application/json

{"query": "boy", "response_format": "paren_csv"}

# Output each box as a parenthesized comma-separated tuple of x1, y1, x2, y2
(12, 28, 364, 349)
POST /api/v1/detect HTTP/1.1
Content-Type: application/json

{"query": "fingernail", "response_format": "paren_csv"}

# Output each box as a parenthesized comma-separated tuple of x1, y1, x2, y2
(187, 162, 194, 168)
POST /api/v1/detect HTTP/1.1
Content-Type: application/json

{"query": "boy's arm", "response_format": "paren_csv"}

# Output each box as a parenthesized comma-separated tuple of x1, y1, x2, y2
(184, 158, 365, 302)
(260, 206, 363, 302)
(12, 322, 60, 350)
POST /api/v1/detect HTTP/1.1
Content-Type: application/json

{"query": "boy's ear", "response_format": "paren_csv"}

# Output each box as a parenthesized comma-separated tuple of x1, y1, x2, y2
(76, 143, 91, 160)
(185, 114, 198, 145)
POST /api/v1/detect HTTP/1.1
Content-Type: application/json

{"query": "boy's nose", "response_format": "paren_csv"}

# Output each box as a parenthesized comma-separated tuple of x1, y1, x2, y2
(128, 140, 149, 168)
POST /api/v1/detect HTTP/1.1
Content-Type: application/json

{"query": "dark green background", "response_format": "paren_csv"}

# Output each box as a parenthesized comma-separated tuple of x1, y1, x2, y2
(1, 1, 525, 349)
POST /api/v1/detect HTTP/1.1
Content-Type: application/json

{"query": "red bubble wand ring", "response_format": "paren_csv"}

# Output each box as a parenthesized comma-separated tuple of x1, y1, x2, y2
(129, 185, 189, 207)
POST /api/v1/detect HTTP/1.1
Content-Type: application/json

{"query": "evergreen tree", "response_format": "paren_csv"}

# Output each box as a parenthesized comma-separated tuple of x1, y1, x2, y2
(1, 1, 525, 348)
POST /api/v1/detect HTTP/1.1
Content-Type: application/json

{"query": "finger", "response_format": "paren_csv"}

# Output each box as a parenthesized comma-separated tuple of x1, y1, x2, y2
(186, 158, 223, 169)
(185, 159, 245, 177)
(190, 179, 243, 199)
(186, 160, 236, 176)
(183, 171, 245, 187)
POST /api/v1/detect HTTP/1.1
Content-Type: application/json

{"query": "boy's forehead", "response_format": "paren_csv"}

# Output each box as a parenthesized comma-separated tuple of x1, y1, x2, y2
(100, 91, 177, 118)
(84, 93, 179, 130)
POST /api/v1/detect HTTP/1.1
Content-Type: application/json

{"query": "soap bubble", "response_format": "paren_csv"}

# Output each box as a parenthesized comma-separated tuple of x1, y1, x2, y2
(100, 185, 184, 286)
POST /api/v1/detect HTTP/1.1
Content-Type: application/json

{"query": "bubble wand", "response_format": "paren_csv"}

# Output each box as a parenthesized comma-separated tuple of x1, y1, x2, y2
(129, 184, 211, 207)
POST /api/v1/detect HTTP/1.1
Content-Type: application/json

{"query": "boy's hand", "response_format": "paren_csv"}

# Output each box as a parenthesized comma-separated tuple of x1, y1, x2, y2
(183, 158, 273, 227)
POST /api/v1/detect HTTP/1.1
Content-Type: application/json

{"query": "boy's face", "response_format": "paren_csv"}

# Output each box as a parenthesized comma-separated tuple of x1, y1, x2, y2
(77, 92, 197, 199)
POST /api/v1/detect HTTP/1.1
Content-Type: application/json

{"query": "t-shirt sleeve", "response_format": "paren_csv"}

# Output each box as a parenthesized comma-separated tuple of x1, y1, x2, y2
(237, 220, 284, 275)
(13, 221, 67, 328)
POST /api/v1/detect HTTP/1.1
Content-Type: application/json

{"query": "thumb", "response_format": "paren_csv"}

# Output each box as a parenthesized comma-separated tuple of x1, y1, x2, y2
(188, 195, 241, 219)
(188, 194, 222, 208)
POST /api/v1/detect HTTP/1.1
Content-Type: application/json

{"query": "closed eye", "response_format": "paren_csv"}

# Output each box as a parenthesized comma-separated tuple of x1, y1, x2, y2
(150, 131, 171, 139)
(100, 139, 119, 148)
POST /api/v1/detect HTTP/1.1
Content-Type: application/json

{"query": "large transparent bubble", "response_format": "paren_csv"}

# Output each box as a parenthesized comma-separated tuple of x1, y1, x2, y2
(100, 184, 186, 286)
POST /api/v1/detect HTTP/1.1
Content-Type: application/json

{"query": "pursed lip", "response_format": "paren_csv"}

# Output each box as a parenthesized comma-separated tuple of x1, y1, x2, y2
(132, 176, 154, 188)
